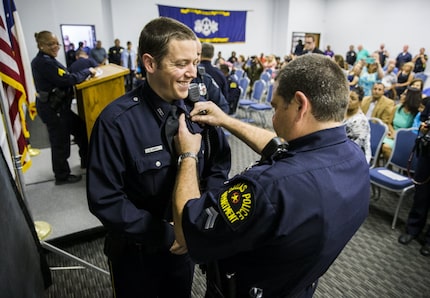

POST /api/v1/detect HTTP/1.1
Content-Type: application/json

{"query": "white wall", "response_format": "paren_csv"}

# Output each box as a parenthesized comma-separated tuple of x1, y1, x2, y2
(14, 0, 430, 82)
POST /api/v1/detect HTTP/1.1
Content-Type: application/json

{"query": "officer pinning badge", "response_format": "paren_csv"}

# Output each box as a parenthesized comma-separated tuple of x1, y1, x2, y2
(218, 182, 254, 230)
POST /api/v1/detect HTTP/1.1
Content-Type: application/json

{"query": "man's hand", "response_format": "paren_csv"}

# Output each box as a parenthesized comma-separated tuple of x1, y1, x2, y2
(174, 113, 202, 155)
(169, 240, 188, 255)
(190, 101, 229, 127)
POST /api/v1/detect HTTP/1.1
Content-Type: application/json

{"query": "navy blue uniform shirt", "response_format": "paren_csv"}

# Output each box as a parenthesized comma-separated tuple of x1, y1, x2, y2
(182, 126, 370, 297)
(192, 72, 229, 114)
(87, 80, 231, 250)
(31, 51, 92, 93)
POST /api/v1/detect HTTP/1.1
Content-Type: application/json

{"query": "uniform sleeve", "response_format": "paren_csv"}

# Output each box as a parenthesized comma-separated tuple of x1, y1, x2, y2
(182, 176, 277, 264)
(200, 126, 231, 192)
(86, 114, 174, 248)
(35, 56, 91, 89)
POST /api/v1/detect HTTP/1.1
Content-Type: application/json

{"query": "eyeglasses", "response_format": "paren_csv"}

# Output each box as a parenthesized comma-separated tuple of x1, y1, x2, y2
(45, 42, 62, 47)
(305, 41, 312, 44)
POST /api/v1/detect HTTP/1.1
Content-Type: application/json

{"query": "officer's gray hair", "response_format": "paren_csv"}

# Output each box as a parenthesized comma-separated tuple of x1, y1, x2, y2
(138, 17, 197, 67)
(275, 54, 349, 122)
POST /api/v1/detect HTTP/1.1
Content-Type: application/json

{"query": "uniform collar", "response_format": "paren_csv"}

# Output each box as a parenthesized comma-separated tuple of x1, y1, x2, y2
(287, 126, 347, 153)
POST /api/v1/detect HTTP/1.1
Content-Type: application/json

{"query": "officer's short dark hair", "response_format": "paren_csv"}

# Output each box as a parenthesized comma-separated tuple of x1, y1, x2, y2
(138, 17, 197, 67)
(201, 43, 215, 59)
(275, 54, 349, 122)
(219, 64, 229, 75)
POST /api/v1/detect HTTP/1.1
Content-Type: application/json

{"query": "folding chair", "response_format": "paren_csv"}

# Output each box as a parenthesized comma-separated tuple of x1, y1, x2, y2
(368, 118, 388, 168)
(369, 128, 419, 229)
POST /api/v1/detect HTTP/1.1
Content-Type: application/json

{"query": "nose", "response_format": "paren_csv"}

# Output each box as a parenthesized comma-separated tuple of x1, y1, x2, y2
(186, 63, 197, 79)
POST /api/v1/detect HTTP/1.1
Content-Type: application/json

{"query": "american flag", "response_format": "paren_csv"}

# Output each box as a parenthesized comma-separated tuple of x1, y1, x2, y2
(0, 0, 36, 172)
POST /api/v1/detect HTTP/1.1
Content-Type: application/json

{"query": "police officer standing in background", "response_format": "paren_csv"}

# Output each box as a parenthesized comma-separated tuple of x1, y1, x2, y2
(31, 31, 96, 185)
(108, 38, 123, 65)
(172, 54, 369, 297)
(219, 64, 241, 115)
(86, 17, 231, 297)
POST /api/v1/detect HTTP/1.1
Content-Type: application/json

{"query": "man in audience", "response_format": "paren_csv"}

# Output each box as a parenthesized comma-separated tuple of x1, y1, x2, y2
(395, 45, 412, 69)
(381, 59, 398, 99)
(356, 44, 370, 63)
(172, 54, 369, 297)
(361, 82, 395, 125)
(302, 34, 324, 55)
(346, 44, 357, 66)
(413, 47, 428, 73)
(90, 40, 107, 65)
(377, 43, 390, 67)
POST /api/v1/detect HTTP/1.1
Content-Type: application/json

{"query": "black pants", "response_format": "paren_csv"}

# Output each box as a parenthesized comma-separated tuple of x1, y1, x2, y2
(108, 246, 194, 298)
(36, 99, 87, 180)
(406, 155, 430, 244)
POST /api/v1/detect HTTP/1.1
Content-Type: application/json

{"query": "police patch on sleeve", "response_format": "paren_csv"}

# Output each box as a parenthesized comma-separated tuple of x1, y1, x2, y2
(218, 181, 254, 230)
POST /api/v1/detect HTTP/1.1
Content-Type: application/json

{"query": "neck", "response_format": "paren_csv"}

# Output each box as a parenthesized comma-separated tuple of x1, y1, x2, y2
(346, 107, 359, 117)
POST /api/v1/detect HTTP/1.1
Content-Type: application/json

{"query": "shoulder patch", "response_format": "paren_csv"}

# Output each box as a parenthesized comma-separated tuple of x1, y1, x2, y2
(218, 181, 254, 230)
(58, 68, 66, 76)
(230, 82, 237, 88)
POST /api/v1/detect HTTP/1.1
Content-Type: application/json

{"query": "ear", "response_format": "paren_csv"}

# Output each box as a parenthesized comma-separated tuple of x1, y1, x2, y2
(142, 53, 156, 74)
(294, 91, 309, 119)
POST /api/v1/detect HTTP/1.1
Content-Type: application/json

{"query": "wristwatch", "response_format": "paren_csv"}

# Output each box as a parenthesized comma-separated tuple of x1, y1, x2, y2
(177, 152, 199, 166)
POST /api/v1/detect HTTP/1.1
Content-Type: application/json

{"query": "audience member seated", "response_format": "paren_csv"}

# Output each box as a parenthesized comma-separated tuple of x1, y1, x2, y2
(395, 44, 412, 69)
(347, 63, 362, 90)
(343, 86, 371, 163)
(361, 82, 395, 126)
(394, 62, 415, 99)
(381, 87, 421, 160)
(334, 54, 348, 76)
(381, 59, 398, 99)
(358, 55, 384, 96)
(409, 78, 430, 106)
(413, 47, 428, 73)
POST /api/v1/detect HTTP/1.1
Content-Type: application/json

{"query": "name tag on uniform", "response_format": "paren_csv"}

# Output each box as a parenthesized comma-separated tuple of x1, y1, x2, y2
(144, 145, 163, 154)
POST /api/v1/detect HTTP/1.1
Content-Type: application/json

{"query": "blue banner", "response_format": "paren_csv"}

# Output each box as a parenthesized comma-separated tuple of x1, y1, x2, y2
(158, 5, 247, 43)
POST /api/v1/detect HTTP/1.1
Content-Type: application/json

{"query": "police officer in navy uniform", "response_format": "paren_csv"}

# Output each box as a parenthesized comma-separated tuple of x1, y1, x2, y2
(31, 31, 96, 185)
(86, 17, 231, 297)
(172, 54, 369, 297)
(219, 64, 241, 115)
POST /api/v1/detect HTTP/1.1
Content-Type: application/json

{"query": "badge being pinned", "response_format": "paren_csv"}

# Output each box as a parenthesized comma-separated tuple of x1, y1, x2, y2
(218, 182, 254, 230)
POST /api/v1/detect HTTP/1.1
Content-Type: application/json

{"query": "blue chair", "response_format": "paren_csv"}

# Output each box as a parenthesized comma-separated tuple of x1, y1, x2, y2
(248, 84, 273, 127)
(238, 80, 266, 121)
(369, 128, 419, 229)
(260, 71, 271, 85)
(423, 87, 430, 97)
(414, 72, 428, 84)
(234, 69, 244, 79)
(368, 118, 388, 168)
(238, 77, 250, 99)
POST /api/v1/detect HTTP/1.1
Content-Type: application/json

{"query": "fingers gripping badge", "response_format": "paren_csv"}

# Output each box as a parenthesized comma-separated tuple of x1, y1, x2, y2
(218, 181, 255, 230)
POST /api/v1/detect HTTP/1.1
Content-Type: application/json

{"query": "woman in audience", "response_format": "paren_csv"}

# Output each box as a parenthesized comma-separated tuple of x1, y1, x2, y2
(358, 56, 384, 96)
(347, 62, 362, 90)
(343, 86, 371, 163)
(409, 78, 430, 106)
(394, 62, 415, 99)
(381, 87, 422, 160)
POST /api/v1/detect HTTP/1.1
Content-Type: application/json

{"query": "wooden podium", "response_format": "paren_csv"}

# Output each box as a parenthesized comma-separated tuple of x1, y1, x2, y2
(75, 64, 130, 139)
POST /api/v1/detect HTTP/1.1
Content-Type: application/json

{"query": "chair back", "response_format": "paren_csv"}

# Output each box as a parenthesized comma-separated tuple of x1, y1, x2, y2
(414, 72, 428, 84)
(387, 128, 419, 172)
(250, 80, 266, 101)
(234, 69, 244, 79)
(260, 71, 271, 84)
(423, 87, 430, 97)
(368, 118, 388, 167)
(265, 83, 274, 104)
(238, 77, 250, 99)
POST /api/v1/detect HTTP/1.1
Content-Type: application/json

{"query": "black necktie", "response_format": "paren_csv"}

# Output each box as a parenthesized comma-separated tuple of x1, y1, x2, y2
(163, 100, 204, 154)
